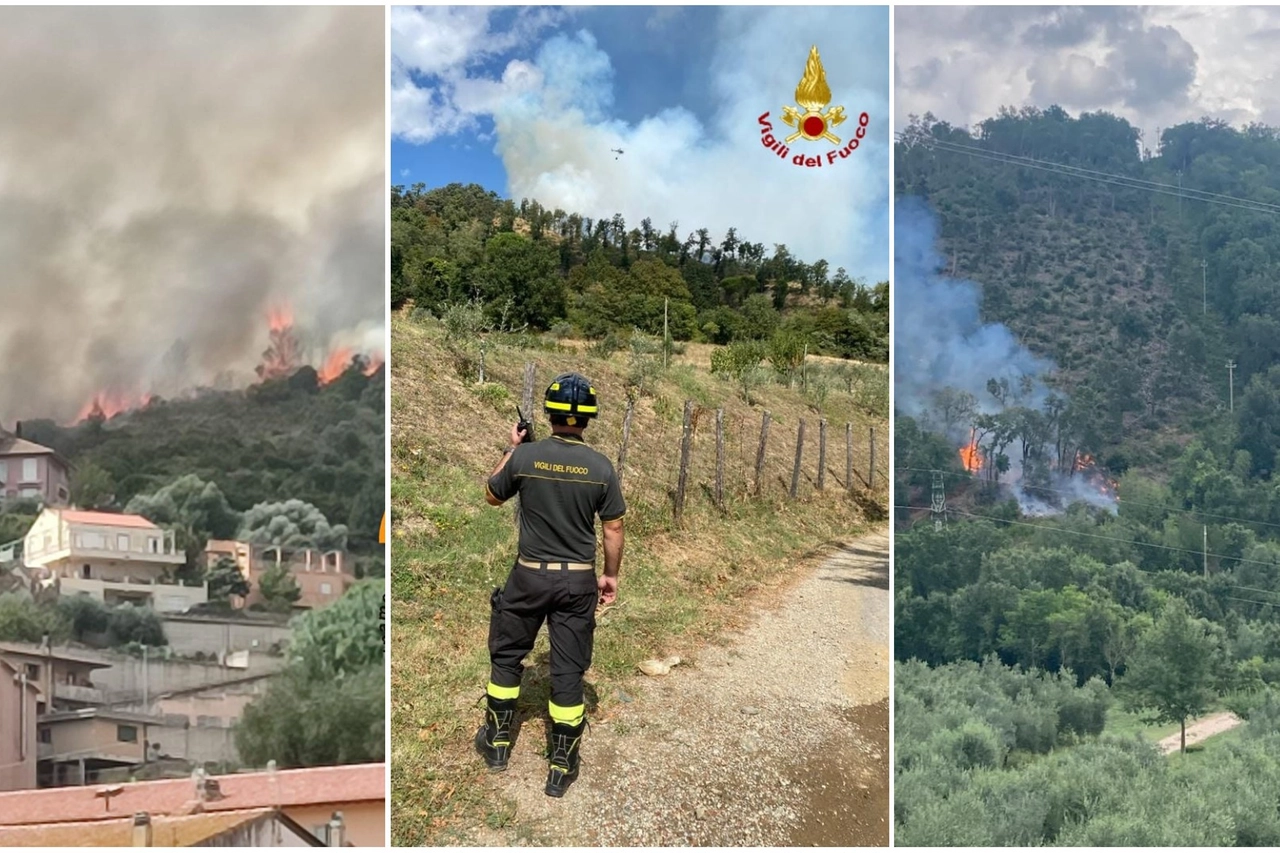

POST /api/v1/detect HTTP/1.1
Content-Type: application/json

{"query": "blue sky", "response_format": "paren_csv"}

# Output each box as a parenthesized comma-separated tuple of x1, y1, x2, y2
(391, 6, 890, 281)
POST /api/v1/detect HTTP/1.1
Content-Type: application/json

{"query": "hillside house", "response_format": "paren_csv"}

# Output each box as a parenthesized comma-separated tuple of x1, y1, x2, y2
(205, 540, 355, 611)
(23, 508, 206, 613)
(0, 432, 70, 506)
(0, 657, 40, 792)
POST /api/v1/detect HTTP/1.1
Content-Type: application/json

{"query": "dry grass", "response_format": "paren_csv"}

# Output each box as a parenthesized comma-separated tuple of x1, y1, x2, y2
(388, 312, 888, 844)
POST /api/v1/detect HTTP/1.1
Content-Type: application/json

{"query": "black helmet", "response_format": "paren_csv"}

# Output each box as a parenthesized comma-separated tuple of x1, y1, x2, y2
(544, 373, 599, 422)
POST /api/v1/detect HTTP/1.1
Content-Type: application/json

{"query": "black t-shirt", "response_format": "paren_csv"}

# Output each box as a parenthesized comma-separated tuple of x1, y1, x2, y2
(486, 434, 626, 564)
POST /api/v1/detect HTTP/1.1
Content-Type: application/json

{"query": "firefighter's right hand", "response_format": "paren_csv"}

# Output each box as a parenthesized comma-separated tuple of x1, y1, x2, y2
(509, 422, 527, 446)
(598, 575, 618, 606)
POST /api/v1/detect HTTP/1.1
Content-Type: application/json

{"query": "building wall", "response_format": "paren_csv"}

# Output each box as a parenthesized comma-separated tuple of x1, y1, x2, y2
(45, 717, 147, 764)
(197, 817, 320, 847)
(92, 654, 285, 705)
(0, 671, 38, 792)
(287, 802, 384, 847)
(57, 576, 207, 612)
(0, 453, 69, 505)
(160, 616, 293, 658)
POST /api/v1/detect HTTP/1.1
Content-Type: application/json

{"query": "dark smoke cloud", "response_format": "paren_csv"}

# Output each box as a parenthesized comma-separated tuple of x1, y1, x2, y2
(0, 7, 385, 422)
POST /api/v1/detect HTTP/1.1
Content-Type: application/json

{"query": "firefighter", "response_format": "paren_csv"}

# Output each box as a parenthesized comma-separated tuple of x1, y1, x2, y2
(476, 372, 626, 797)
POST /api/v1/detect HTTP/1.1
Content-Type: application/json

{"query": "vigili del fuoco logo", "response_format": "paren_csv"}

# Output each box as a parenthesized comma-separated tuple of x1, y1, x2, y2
(758, 45, 869, 169)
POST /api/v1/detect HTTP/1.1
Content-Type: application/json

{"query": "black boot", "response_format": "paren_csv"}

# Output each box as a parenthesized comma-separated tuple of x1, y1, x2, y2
(544, 718, 585, 797)
(474, 695, 517, 771)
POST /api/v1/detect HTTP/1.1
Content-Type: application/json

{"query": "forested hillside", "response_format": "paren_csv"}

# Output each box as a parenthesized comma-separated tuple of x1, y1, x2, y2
(390, 183, 889, 363)
(895, 107, 1280, 846)
(2, 366, 385, 562)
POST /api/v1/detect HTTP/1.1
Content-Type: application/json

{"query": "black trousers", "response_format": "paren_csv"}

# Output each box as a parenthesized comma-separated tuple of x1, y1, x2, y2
(488, 560, 598, 707)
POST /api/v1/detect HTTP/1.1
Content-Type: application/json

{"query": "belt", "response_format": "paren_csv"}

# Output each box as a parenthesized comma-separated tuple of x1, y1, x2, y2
(517, 558, 594, 572)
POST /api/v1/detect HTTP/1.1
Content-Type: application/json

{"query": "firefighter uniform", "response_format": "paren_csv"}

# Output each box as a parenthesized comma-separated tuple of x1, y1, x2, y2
(475, 373, 625, 798)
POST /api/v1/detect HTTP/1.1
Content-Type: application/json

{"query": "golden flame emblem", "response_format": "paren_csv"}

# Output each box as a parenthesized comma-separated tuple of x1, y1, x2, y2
(780, 46, 847, 145)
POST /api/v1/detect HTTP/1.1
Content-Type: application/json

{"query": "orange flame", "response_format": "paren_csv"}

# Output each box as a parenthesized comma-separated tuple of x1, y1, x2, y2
(1072, 451, 1120, 501)
(959, 427, 983, 473)
(362, 354, 384, 376)
(267, 303, 294, 333)
(77, 391, 154, 422)
(318, 347, 354, 385)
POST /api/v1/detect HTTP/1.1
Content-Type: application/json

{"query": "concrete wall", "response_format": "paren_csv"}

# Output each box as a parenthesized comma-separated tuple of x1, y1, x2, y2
(46, 717, 146, 764)
(92, 654, 285, 705)
(161, 616, 293, 658)
(196, 816, 320, 847)
(0, 669, 38, 791)
(287, 802, 384, 847)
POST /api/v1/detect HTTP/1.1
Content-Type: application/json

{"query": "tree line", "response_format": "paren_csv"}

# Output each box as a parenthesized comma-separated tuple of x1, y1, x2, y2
(391, 182, 888, 362)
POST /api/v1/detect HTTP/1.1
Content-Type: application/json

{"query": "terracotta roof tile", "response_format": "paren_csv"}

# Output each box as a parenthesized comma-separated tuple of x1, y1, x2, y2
(0, 763, 385, 826)
(59, 510, 160, 529)
(0, 808, 304, 847)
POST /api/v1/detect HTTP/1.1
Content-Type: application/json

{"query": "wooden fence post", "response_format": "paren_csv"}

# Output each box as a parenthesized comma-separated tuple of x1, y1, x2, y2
(616, 397, 635, 486)
(845, 422, 853, 494)
(673, 400, 694, 525)
(869, 425, 877, 490)
(521, 362, 536, 416)
(790, 419, 805, 499)
(754, 410, 771, 496)
(817, 418, 827, 491)
(715, 408, 725, 509)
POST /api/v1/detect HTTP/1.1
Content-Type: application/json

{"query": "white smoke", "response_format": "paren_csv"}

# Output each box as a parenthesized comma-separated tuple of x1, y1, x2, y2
(0, 7, 385, 421)
(391, 6, 891, 281)
(894, 197, 1116, 513)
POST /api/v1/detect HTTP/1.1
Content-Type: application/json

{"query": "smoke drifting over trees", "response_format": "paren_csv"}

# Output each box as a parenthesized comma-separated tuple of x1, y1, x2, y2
(0, 7, 385, 421)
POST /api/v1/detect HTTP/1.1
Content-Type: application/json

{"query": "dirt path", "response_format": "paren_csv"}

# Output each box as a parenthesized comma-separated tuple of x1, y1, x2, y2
(1157, 712, 1243, 755)
(468, 528, 890, 846)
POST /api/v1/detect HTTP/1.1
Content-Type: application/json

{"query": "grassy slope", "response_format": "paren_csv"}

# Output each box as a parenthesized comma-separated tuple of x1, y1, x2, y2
(388, 313, 887, 843)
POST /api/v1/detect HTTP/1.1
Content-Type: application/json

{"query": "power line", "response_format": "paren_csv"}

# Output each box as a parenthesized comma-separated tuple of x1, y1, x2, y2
(894, 503, 1280, 574)
(903, 135, 1280, 217)
(918, 136, 1280, 213)
(895, 465, 1280, 534)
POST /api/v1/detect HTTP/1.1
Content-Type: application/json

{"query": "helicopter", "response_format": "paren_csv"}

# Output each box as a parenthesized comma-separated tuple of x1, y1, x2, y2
(611, 148, 624, 160)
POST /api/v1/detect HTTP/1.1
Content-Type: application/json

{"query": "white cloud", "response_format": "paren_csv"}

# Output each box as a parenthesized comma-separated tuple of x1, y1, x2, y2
(392, 6, 890, 281)
(897, 6, 1280, 147)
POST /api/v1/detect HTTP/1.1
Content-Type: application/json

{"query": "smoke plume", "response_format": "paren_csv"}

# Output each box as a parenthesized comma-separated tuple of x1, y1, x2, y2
(0, 7, 385, 422)
(894, 197, 1115, 513)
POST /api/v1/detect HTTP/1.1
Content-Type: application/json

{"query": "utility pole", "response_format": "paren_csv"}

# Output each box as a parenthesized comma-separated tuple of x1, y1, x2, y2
(1177, 170, 1183, 220)
(1227, 359, 1237, 412)
(931, 471, 946, 532)
(1202, 258, 1207, 315)
(663, 297, 669, 369)
(1203, 525, 1208, 578)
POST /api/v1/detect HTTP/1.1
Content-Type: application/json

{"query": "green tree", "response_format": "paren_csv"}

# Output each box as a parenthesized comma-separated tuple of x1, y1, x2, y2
(70, 460, 117, 510)
(257, 564, 302, 613)
(207, 557, 251, 603)
(1120, 599, 1222, 753)
(288, 580, 384, 681)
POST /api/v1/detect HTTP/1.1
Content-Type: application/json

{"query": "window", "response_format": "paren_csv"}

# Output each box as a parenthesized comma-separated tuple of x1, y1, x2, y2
(117, 534, 130, 552)
(0, 461, 7, 483)
(38, 727, 51, 744)
(148, 538, 159, 554)
(57, 487, 67, 501)
(21, 458, 37, 482)
(320, 582, 332, 594)
(117, 725, 138, 743)
(82, 564, 92, 579)
(25, 664, 39, 680)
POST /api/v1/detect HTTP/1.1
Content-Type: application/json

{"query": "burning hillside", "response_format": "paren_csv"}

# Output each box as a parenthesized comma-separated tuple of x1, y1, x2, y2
(897, 199, 1117, 514)
(72, 304, 384, 425)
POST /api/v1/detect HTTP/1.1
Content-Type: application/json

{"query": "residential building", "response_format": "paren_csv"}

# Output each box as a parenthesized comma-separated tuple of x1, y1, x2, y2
(0, 762, 387, 846)
(36, 708, 164, 788)
(0, 640, 114, 713)
(0, 656, 40, 792)
(205, 540, 355, 611)
(0, 808, 331, 847)
(0, 431, 70, 506)
(23, 508, 206, 612)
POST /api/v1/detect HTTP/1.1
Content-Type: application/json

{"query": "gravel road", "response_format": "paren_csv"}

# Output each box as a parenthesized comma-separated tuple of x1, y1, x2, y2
(466, 527, 890, 846)
(1157, 712, 1243, 755)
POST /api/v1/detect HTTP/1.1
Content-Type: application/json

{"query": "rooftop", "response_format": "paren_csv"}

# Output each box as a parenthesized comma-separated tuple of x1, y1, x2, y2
(0, 434, 58, 458)
(57, 509, 160, 530)
(0, 762, 385, 827)
(0, 807, 325, 847)
(0, 641, 115, 669)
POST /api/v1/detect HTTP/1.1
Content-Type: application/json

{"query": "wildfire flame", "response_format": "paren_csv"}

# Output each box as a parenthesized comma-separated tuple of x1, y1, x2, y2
(794, 45, 832, 110)
(1073, 451, 1119, 500)
(77, 391, 154, 422)
(959, 427, 983, 473)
